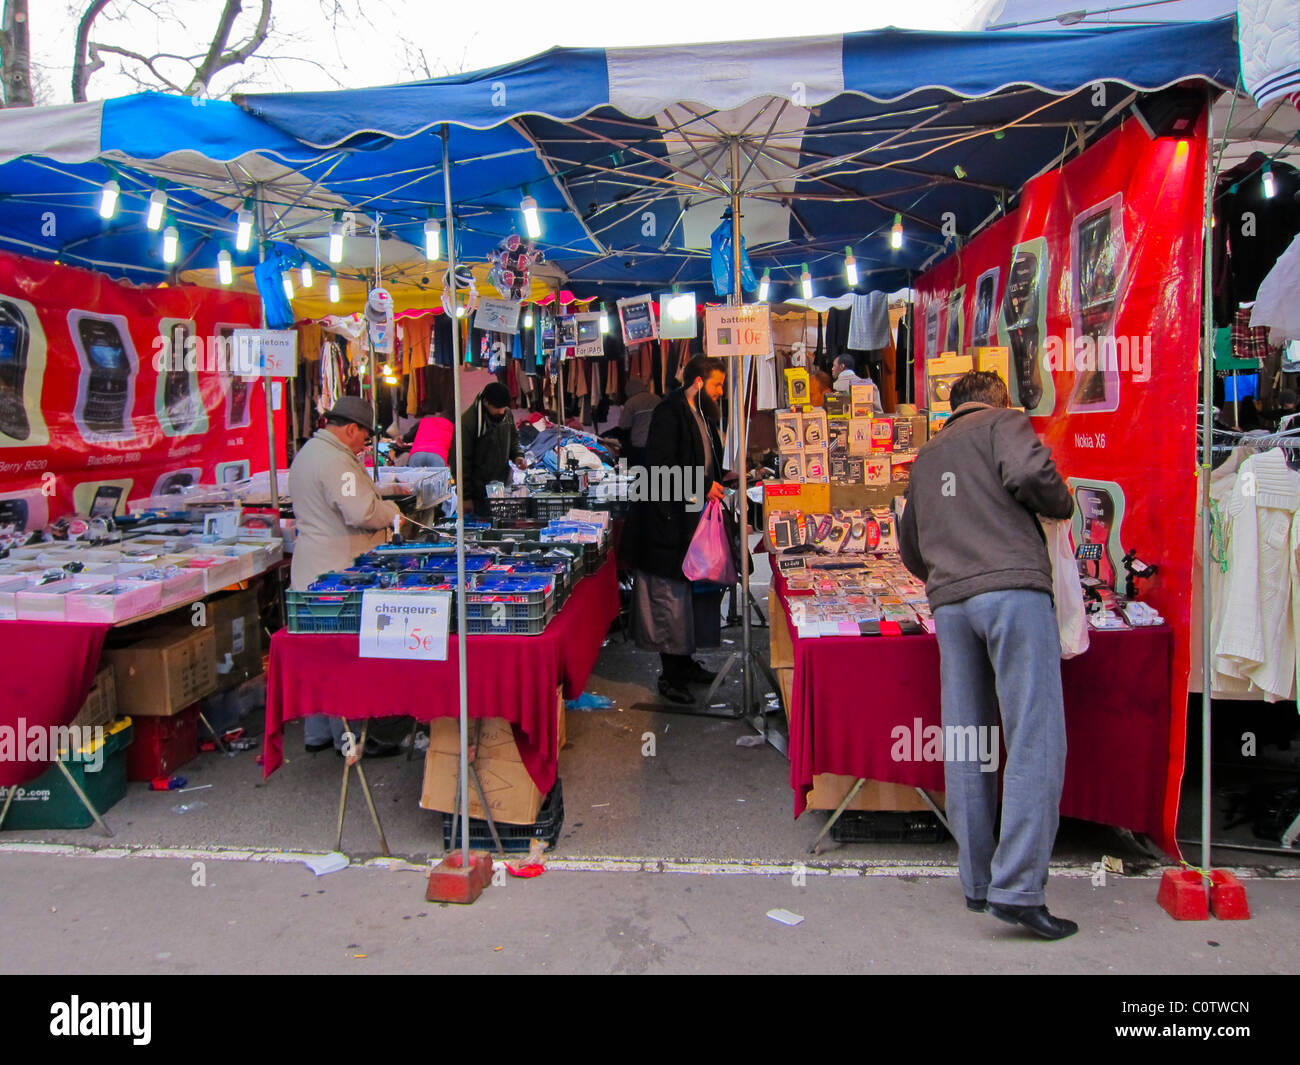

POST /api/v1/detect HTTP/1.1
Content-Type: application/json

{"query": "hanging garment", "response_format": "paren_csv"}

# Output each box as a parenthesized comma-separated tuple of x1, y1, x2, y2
(1233, 305, 1274, 364)
(848, 292, 892, 350)
(1214, 448, 1300, 701)
(756, 352, 779, 410)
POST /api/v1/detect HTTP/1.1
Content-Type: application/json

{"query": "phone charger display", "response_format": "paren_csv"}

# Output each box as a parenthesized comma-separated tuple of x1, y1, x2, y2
(779, 454, 804, 482)
(775, 411, 803, 451)
(870, 419, 894, 453)
(784, 368, 811, 408)
(802, 409, 828, 449)
(863, 457, 892, 487)
(972, 347, 1011, 390)
(850, 384, 876, 418)
(803, 450, 830, 483)
(891, 453, 916, 485)
(848, 418, 873, 456)
(66, 579, 165, 624)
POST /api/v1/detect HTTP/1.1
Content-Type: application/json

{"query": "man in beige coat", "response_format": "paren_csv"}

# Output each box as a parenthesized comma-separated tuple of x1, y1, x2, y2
(289, 396, 402, 756)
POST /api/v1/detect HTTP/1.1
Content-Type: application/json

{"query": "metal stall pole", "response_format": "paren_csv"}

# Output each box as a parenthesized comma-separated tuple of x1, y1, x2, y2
(442, 125, 473, 870)
(1198, 90, 1217, 884)
(252, 185, 282, 522)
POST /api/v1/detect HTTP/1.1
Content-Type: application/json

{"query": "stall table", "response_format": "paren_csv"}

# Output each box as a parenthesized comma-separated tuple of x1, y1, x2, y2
(263, 554, 621, 800)
(774, 574, 1176, 849)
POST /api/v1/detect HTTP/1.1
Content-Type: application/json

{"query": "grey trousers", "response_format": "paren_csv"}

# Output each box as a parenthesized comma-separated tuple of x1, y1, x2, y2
(934, 589, 1066, 908)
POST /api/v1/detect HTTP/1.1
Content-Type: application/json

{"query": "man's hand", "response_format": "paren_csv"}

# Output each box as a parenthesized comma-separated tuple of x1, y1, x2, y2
(708, 480, 725, 503)
(514, 457, 527, 470)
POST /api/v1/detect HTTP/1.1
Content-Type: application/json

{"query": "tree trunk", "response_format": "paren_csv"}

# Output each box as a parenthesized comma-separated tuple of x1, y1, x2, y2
(71, 0, 112, 103)
(1, 0, 33, 108)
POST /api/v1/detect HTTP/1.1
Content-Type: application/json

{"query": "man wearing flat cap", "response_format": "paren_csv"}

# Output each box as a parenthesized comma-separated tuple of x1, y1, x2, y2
(289, 395, 402, 756)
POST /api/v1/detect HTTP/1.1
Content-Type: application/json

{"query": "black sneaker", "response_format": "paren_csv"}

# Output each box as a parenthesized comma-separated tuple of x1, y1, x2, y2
(657, 677, 695, 705)
(686, 660, 718, 684)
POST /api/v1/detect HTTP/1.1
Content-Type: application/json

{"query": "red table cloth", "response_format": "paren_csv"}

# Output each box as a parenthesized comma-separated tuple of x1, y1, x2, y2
(0, 620, 110, 787)
(775, 576, 1177, 853)
(263, 554, 620, 791)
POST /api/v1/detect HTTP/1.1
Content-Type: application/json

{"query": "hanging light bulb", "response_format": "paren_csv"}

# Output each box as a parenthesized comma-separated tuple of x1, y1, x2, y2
(800, 264, 813, 301)
(1262, 165, 1276, 199)
(844, 247, 858, 288)
(953, 164, 967, 180)
(758, 268, 771, 303)
(146, 189, 167, 231)
(328, 273, 340, 303)
(424, 216, 441, 260)
(161, 225, 179, 264)
(520, 193, 542, 239)
(300, 260, 313, 288)
(599, 305, 610, 334)
(524, 307, 534, 328)
(328, 214, 344, 263)
(235, 205, 253, 252)
(282, 270, 295, 301)
(217, 249, 233, 285)
(890, 213, 904, 250)
(98, 179, 120, 219)
(455, 304, 466, 319)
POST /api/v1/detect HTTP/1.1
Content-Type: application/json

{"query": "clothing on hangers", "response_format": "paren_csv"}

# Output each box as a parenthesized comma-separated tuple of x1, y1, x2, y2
(848, 292, 892, 350)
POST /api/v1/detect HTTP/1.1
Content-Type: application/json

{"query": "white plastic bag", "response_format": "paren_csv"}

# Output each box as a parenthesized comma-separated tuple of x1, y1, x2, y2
(1040, 517, 1089, 659)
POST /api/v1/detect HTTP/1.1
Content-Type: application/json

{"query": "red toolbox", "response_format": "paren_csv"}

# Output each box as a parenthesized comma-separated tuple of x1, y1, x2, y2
(125, 703, 200, 782)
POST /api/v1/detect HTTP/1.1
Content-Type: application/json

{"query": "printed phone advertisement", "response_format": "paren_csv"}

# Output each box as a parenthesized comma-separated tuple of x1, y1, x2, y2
(1068, 192, 1128, 414)
(67, 309, 139, 443)
(0, 294, 50, 448)
(155, 317, 208, 437)
(997, 236, 1054, 416)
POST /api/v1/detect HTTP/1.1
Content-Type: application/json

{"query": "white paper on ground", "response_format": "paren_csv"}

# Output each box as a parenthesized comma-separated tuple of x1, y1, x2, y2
(766, 908, 805, 926)
(305, 852, 349, 876)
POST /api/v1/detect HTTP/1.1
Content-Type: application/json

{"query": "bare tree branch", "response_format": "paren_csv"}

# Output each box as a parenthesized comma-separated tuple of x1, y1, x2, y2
(187, 0, 271, 95)
(91, 42, 188, 95)
(71, 0, 112, 102)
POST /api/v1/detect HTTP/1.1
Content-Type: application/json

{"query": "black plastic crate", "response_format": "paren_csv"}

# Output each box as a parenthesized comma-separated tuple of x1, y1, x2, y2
(443, 779, 564, 852)
(829, 810, 948, 844)
(529, 492, 585, 521)
(485, 497, 530, 523)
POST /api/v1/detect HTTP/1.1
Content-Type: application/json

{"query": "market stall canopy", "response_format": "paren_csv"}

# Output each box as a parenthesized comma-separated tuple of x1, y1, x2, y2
(236, 22, 1239, 296)
(0, 21, 1238, 302)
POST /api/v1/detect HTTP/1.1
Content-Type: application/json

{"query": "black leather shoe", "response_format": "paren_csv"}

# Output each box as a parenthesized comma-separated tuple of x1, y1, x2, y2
(686, 660, 718, 684)
(657, 677, 695, 705)
(336, 737, 402, 759)
(966, 897, 988, 913)
(989, 903, 1078, 940)
(304, 740, 334, 753)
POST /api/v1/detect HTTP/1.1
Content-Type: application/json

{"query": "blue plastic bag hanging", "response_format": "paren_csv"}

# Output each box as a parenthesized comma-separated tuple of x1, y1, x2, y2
(253, 253, 294, 329)
(710, 214, 758, 297)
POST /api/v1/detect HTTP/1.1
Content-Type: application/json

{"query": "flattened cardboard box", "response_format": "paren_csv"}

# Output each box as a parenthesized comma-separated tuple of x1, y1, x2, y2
(206, 586, 262, 692)
(105, 625, 217, 717)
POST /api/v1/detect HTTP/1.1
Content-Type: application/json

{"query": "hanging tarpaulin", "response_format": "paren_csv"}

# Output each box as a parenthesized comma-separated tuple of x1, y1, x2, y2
(710, 217, 758, 298)
(914, 116, 1208, 857)
(1238, 0, 1300, 109)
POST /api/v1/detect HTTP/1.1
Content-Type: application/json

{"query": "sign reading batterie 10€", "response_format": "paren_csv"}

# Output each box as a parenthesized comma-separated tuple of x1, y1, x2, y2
(704, 305, 771, 357)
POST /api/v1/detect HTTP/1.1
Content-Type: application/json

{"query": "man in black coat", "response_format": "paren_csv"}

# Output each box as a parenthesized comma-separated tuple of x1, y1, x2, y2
(451, 381, 525, 512)
(624, 356, 727, 704)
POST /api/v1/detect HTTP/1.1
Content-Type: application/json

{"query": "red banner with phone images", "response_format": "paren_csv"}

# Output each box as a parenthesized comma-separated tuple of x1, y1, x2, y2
(0, 249, 288, 528)
(914, 116, 1207, 855)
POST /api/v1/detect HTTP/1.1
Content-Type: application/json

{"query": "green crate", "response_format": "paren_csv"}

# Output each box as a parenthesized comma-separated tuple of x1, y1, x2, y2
(0, 719, 133, 831)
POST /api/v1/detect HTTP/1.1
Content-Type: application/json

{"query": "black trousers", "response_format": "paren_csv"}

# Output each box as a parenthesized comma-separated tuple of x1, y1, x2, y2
(660, 652, 694, 684)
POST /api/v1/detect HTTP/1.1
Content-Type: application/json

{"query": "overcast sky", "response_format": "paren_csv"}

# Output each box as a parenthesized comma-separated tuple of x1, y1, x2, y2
(31, 0, 1004, 103)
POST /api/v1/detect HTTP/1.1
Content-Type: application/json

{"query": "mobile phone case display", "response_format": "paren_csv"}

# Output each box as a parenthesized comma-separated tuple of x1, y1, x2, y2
(1068, 193, 1128, 413)
(971, 267, 999, 348)
(1064, 476, 1162, 630)
(944, 286, 965, 355)
(0, 295, 50, 447)
(155, 318, 208, 436)
(215, 324, 253, 430)
(67, 310, 139, 442)
(776, 406, 924, 487)
(998, 237, 1054, 415)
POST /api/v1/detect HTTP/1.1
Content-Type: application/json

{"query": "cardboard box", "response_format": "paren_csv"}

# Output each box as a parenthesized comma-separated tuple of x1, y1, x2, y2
(105, 624, 218, 717)
(420, 692, 564, 825)
(827, 420, 850, 457)
(870, 419, 894, 453)
(863, 456, 891, 487)
(802, 449, 830, 483)
(778, 453, 804, 482)
(784, 368, 811, 408)
(206, 586, 263, 692)
(972, 346, 1010, 390)
(824, 392, 849, 417)
(71, 665, 117, 730)
(801, 408, 828, 449)
(891, 452, 917, 485)
(926, 353, 974, 411)
(848, 418, 873, 456)
(929, 411, 951, 437)
(829, 457, 851, 483)
(807, 774, 944, 813)
(775, 411, 802, 452)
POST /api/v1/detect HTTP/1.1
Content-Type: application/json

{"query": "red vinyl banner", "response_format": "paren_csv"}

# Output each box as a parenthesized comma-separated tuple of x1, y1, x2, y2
(0, 250, 287, 527)
(915, 117, 1207, 855)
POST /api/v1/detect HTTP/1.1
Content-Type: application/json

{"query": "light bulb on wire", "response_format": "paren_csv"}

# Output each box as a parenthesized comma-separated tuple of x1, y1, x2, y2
(161, 225, 179, 264)
(98, 179, 120, 219)
(845, 247, 858, 288)
(328, 217, 344, 263)
(758, 268, 770, 303)
(524, 307, 534, 328)
(300, 261, 313, 288)
(146, 190, 167, 231)
(424, 217, 441, 260)
(599, 306, 610, 334)
(328, 273, 340, 303)
(890, 214, 904, 250)
(282, 270, 295, 301)
(800, 264, 813, 301)
(1263, 165, 1276, 199)
(217, 249, 233, 285)
(520, 194, 542, 239)
(235, 207, 253, 252)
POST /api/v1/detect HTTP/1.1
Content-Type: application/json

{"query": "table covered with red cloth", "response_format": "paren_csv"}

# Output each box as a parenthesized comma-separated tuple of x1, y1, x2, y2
(775, 575, 1177, 853)
(0, 620, 110, 787)
(263, 554, 620, 791)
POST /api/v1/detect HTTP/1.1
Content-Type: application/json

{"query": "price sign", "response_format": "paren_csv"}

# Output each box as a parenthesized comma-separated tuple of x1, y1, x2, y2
(475, 298, 522, 335)
(231, 328, 298, 378)
(704, 305, 770, 357)
(359, 589, 451, 661)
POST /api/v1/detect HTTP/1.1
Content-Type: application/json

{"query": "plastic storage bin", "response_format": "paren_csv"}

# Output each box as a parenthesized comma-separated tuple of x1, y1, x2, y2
(443, 779, 565, 853)
(125, 703, 200, 781)
(0, 719, 133, 830)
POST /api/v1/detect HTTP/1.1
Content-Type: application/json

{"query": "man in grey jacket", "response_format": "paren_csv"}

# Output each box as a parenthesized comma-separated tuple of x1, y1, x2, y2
(289, 395, 402, 757)
(899, 371, 1077, 940)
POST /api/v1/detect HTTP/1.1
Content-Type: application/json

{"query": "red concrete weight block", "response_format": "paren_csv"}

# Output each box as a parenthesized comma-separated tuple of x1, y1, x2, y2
(1209, 870, 1251, 920)
(1156, 869, 1209, 920)
(426, 850, 493, 905)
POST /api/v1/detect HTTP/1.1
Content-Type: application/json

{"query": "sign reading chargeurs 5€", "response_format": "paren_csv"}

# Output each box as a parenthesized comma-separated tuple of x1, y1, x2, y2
(704, 305, 770, 357)
(231, 328, 298, 378)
